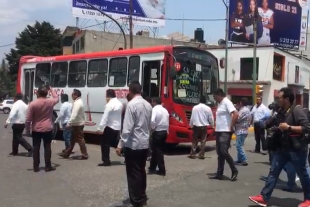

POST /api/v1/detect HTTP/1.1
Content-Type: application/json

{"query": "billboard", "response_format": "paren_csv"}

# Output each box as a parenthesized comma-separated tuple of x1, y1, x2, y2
(228, 0, 308, 50)
(72, 0, 166, 27)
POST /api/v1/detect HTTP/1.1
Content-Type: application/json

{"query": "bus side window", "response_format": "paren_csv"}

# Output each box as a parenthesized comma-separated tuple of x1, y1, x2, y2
(127, 56, 140, 85)
(88, 59, 108, 87)
(68, 60, 87, 87)
(108, 57, 127, 87)
(51, 62, 68, 87)
(35, 63, 51, 87)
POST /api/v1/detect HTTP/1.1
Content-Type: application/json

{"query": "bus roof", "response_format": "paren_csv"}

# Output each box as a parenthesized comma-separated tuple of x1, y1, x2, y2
(20, 45, 212, 64)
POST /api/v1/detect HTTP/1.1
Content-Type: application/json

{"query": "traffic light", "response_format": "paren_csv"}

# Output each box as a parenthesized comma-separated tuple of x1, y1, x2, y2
(255, 85, 263, 93)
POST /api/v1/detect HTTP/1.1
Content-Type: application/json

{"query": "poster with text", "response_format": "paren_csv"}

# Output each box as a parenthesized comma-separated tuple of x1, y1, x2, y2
(228, 0, 308, 50)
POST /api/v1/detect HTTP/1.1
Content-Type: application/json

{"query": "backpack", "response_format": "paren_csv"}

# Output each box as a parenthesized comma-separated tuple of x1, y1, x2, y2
(292, 106, 310, 144)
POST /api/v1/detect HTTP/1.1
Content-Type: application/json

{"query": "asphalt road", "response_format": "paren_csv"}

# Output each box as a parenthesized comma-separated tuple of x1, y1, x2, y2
(0, 113, 305, 207)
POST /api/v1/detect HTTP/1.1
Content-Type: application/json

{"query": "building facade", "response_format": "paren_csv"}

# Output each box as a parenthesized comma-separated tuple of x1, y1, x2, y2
(208, 46, 310, 107)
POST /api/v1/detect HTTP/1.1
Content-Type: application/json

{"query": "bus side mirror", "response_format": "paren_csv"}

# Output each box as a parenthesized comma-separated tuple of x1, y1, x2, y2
(169, 66, 177, 79)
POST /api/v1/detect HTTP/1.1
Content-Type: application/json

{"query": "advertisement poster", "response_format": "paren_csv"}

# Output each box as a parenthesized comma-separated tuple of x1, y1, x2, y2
(228, 0, 308, 50)
(72, 0, 166, 27)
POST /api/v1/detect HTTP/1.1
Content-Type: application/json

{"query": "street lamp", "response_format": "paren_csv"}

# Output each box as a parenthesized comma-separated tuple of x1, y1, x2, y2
(222, 0, 229, 93)
(79, 0, 127, 49)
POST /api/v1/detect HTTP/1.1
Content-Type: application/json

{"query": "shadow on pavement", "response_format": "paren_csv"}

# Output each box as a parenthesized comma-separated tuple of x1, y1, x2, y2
(26, 163, 60, 171)
(254, 161, 270, 166)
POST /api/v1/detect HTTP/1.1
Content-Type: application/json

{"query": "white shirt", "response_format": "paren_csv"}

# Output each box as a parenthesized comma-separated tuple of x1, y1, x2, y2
(67, 98, 85, 126)
(258, 8, 274, 37)
(98, 97, 123, 131)
(151, 104, 169, 132)
(55, 102, 72, 125)
(215, 97, 236, 132)
(190, 103, 214, 127)
(251, 104, 270, 122)
(6, 100, 28, 124)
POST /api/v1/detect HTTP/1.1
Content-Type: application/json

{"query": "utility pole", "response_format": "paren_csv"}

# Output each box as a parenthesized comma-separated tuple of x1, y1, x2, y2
(222, 0, 229, 93)
(252, 10, 258, 103)
(129, 0, 133, 48)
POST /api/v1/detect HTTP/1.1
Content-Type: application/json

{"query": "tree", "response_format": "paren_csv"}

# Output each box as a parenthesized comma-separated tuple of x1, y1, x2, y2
(0, 58, 14, 97)
(5, 21, 62, 82)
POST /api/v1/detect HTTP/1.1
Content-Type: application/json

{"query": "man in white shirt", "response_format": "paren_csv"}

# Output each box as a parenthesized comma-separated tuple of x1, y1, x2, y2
(97, 89, 123, 166)
(4, 93, 32, 157)
(55, 94, 72, 152)
(251, 96, 270, 153)
(148, 97, 169, 176)
(60, 89, 88, 159)
(188, 96, 214, 159)
(209, 89, 239, 181)
(116, 81, 152, 207)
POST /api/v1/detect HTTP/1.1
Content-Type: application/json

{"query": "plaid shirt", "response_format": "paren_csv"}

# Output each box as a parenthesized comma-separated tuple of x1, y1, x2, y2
(235, 106, 251, 135)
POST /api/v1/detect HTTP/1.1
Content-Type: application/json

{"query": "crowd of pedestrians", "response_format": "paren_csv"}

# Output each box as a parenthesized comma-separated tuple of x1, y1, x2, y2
(4, 83, 310, 207)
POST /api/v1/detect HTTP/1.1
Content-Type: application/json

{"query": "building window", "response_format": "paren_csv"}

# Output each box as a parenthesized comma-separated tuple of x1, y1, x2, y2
(51, 62, 68, 87)
(87, 59, 108, 87)
(127, 56, 140, 85)
(75, 40, 80, 53)
(240, 58, 259, 80)
(108, 57, 127, 87)
(35, 63, 51, 87)
(68, 61, 87, 87)
(81, 36, 85, 50)
(72, 43, 76, 54)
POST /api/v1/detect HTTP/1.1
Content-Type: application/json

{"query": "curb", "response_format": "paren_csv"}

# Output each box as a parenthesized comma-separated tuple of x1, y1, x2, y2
(232, 127, 254, 140)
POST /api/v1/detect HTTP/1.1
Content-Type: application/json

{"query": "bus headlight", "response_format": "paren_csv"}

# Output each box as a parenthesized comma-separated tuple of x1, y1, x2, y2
(171, 112, 183, 123)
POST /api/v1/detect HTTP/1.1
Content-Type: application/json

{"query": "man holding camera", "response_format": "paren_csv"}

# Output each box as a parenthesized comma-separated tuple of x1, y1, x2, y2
(249, 87, 310, 207)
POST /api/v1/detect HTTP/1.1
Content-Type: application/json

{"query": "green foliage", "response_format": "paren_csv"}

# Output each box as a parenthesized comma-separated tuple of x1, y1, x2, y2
(0, 59, 15, 97)
(5, 21, 62, 83)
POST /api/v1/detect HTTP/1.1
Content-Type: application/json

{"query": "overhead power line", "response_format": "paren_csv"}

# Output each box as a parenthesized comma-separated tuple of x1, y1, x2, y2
(0, 43, 15, 48)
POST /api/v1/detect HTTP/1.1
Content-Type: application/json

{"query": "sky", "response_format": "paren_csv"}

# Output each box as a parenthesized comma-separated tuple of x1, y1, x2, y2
(0, 0, 227, 61)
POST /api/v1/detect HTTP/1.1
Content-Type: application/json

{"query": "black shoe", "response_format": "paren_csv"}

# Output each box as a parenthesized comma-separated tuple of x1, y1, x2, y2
(9, 152, 18, 156)
(188, 155, 196, 159)
(33, 167, 40, 172)
(45, 166, 56, 172)
(198, 156, 205, 160)
(235, 161, 248, 166)
(208, 174, 223, 180)
(98, 162, 111, 166)
(27, 150, 33, 157)
(231, 170, 238, 181)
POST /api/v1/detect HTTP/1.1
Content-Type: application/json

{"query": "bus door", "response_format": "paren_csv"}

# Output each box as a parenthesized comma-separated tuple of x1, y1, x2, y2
(141, 60, 161, 98)
(23, 68, 35, 104)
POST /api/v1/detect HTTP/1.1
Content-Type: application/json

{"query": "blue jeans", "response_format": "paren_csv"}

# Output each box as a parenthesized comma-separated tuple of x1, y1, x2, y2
(236, 134, 247, 162)
(261, 149, 310, 201)
(62, 123, 71, 149)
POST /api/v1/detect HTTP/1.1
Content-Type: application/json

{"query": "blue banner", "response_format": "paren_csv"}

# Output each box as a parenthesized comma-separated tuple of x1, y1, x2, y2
(228, 0, 308, 50)
(72, 0, 166, 27)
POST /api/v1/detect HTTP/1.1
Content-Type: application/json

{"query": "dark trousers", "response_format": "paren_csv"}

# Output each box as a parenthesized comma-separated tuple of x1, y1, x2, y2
(230, 33, 247, 43)
(100, 126, 119, 163)
(254, 122, 266, 152)
(64, 126, 88, 157)
(190, 126, 207, 157)
(32, 131, 52, 168)
(12, 124, 32, 154)
(261, 148, 310, 201)
(149, 131, 167, 172)
(125, 148, 148, 206)
(216, 132, 237, 175)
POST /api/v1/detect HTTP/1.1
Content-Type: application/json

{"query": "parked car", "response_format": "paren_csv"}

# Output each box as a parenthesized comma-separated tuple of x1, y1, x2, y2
(0, 99, 14, 114)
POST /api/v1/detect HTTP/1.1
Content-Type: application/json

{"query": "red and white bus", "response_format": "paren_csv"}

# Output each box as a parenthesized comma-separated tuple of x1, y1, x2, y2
(17, 45, 219, 145)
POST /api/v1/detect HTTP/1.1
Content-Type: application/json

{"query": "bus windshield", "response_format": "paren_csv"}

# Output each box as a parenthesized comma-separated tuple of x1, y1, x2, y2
(172, 48, 218, 106)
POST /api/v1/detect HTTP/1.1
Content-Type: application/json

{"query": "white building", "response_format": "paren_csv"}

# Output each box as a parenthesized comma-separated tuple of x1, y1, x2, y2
(208, 46, 310, 107)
